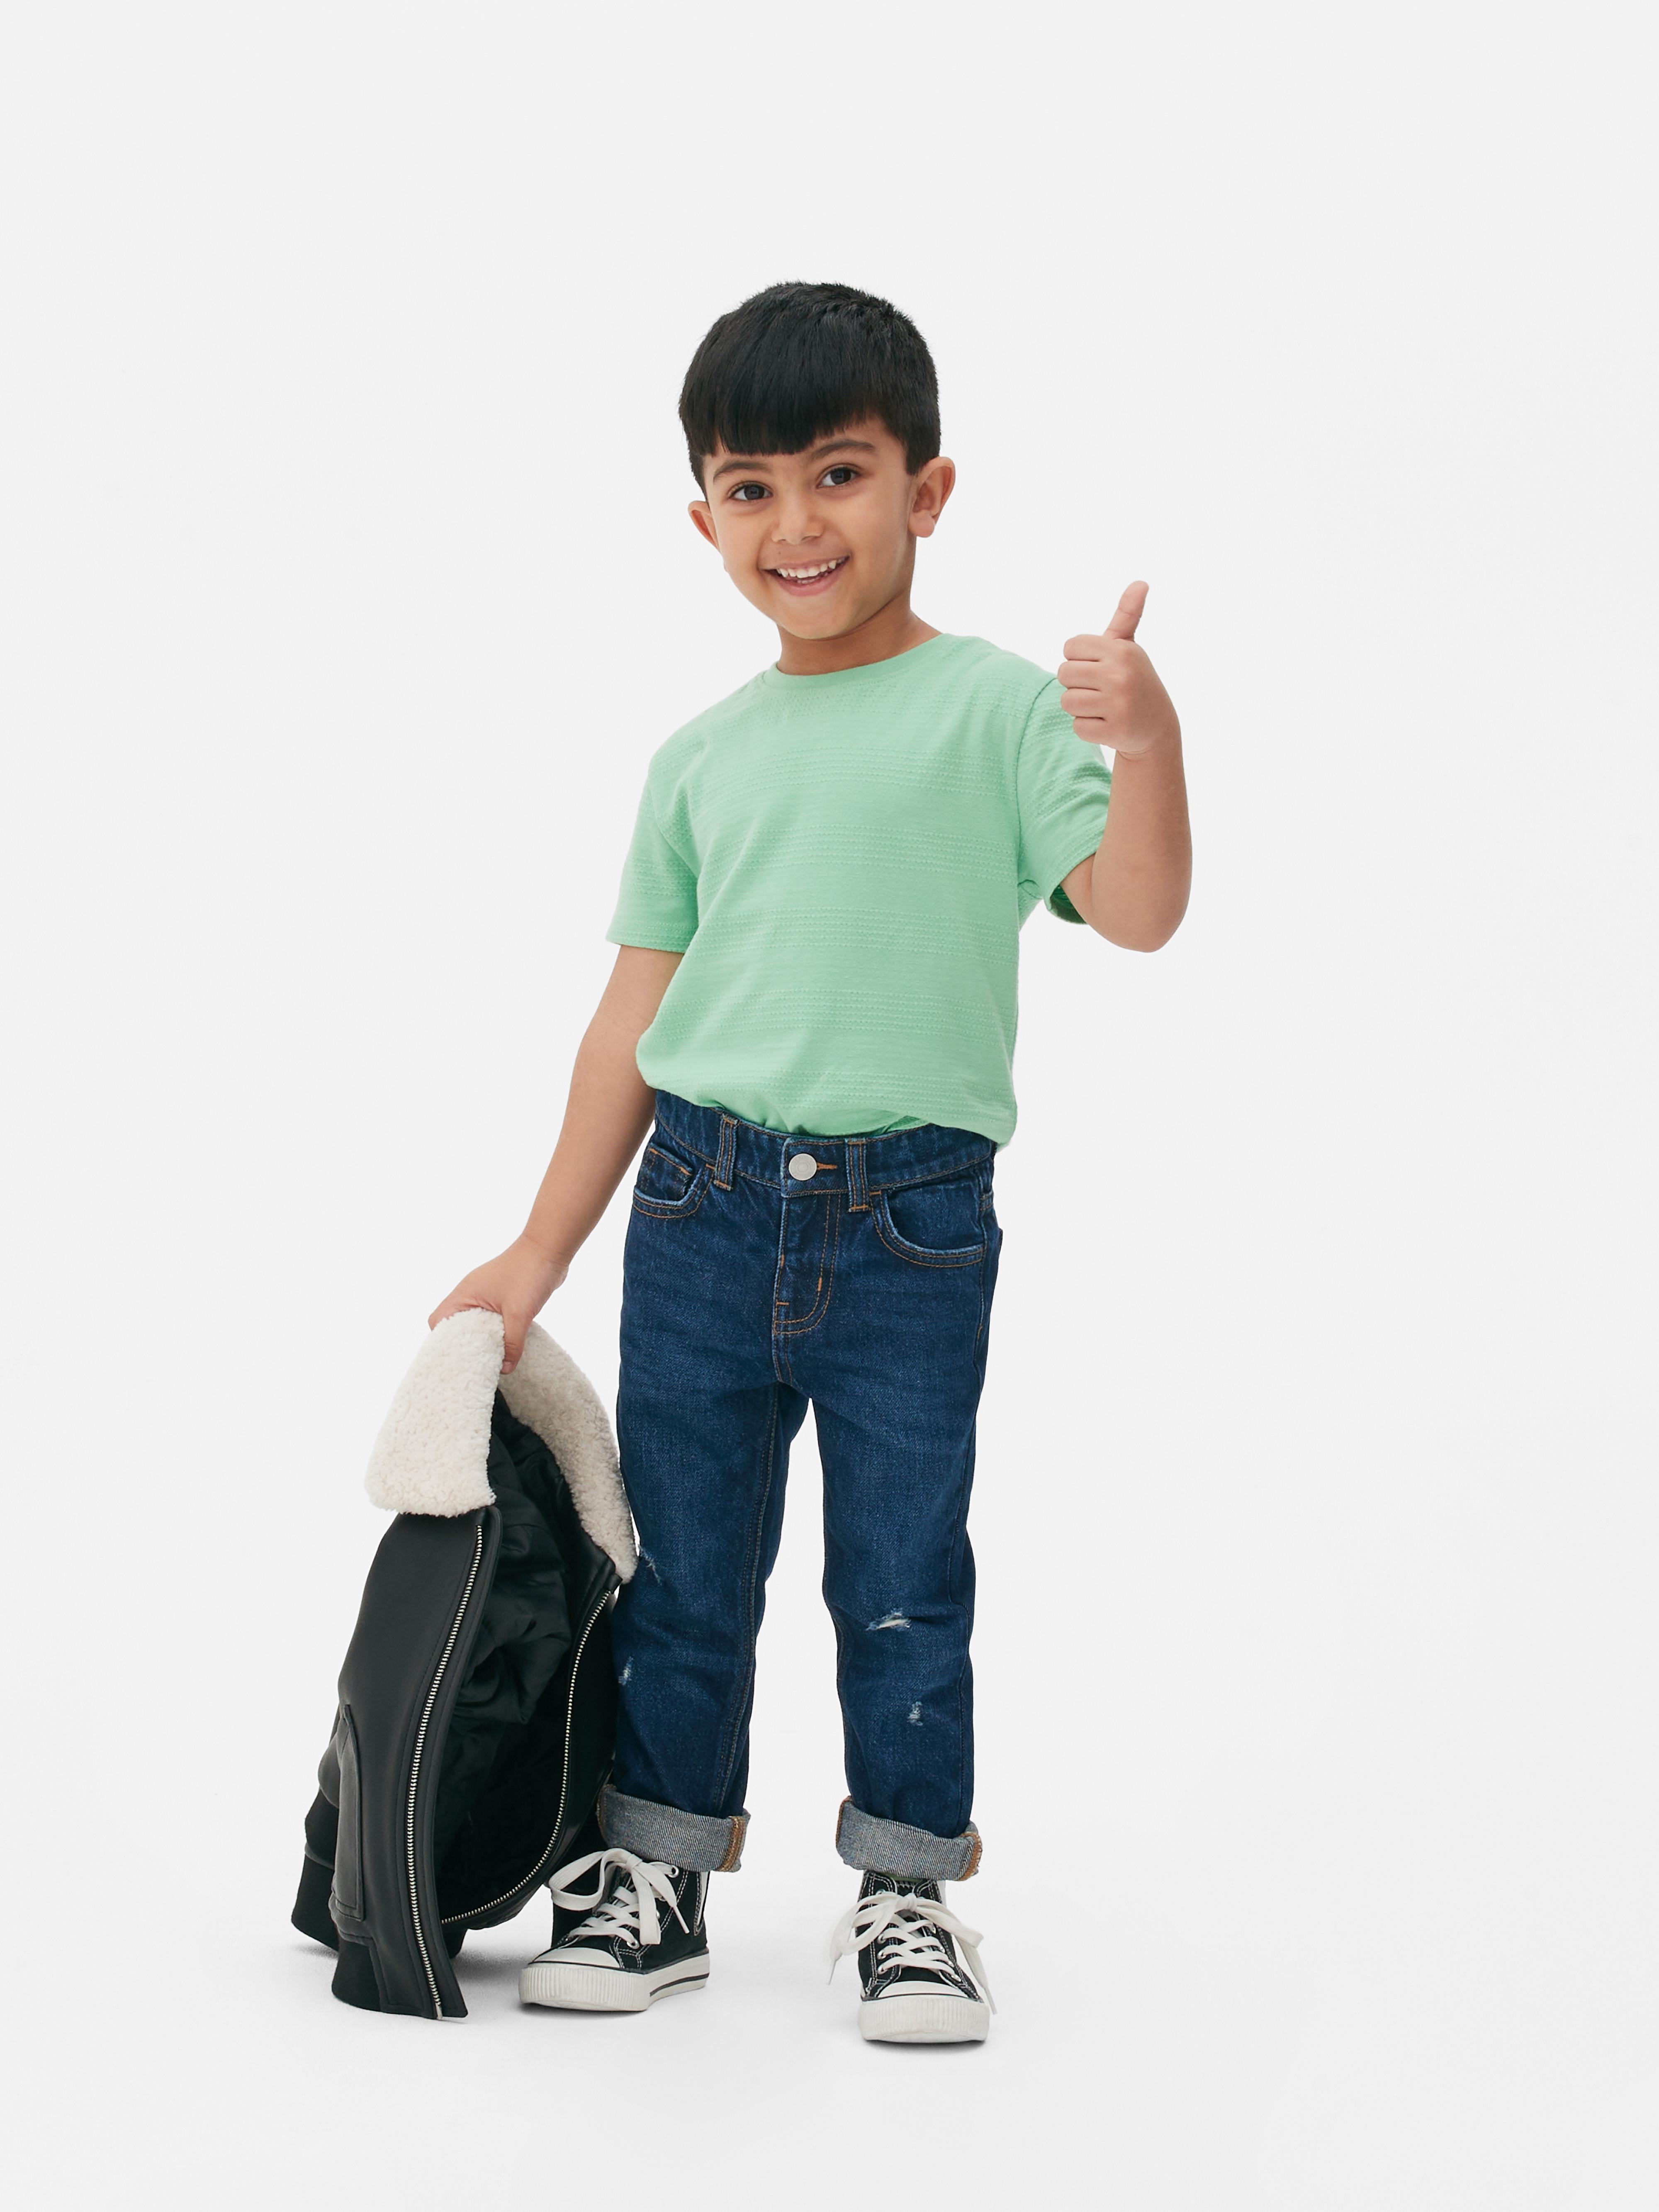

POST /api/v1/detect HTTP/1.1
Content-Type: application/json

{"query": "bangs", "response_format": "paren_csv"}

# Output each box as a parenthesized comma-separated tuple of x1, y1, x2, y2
(680, 282, 940, 484)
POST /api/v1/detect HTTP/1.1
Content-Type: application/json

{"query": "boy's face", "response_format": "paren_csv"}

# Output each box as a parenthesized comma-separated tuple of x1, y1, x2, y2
(689, 418, 954, 641)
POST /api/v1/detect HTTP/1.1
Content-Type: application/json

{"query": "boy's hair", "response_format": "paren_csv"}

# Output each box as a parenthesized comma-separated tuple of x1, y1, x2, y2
(679, 282, 940, 488)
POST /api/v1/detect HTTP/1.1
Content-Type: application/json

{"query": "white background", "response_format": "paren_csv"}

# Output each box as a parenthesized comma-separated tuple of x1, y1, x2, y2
(4, 3, 1656, 2205)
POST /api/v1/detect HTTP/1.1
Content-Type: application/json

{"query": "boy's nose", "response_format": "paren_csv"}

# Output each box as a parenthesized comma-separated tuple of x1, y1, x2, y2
(769, 501, 822, 544)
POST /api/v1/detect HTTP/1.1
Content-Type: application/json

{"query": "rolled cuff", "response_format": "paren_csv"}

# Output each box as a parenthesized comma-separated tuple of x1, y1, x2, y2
(834, 1797, 983, 1882)
(598, 1785, 747, 1873)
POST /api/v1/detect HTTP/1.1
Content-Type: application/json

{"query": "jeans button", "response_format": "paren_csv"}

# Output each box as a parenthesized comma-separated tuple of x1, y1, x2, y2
(787, 1154, 817, 1181)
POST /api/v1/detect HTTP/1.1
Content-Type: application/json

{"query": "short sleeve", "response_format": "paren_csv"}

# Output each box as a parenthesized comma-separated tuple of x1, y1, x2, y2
(604, 775, 699, 951)
(1015, 679, 1112, 923)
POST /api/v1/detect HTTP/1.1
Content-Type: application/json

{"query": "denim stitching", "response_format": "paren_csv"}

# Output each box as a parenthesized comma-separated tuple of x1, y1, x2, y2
(834, 1801, 982, 1881)
(654, 1097, 994, 1195)
(713, 1115, 737, 1190)
(973, 1211, 999, 1357)
(650, 1129, 716, 1168)
(725, 1149, 993, 1193)
(871, 1190, 987, 1269)
(776, 1195, 842, 1335)
(951, 1212, 999, 1825)
(769, 1195, 795, 1386)
(631, 1160, 714, 1221)
(866, 1149, 996, 1197)
(713, 1384, 781, 1808)
(834, 1794, 853, 1854)
(847, 1138, 869, 1211)
(946, 1402, 979, 1838)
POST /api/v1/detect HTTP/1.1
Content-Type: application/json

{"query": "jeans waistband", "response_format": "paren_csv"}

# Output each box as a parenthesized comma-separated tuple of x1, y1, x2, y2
(651, 1092, 995, 1204)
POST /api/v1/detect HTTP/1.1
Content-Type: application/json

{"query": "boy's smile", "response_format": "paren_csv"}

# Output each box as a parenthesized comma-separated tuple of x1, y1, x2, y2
(767, 553, 849, 596)
(689, 419, 955, 674)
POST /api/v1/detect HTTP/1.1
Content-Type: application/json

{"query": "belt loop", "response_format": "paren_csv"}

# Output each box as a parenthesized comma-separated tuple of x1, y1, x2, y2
(847, 1137, 869, 1211)
(714, 1115, 737, 1190)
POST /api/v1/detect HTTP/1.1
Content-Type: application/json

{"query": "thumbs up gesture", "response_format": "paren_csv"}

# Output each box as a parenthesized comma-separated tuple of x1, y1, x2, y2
(1058, 581, 1179, 758)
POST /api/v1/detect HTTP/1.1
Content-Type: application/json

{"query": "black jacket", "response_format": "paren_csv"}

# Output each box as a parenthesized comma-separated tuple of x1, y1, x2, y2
(291, 1314, 636, 2019)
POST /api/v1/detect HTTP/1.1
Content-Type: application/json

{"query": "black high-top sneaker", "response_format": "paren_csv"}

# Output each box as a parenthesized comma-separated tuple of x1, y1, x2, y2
(520, 1847, 710, 2012)
(830, 1871, 993, 2044)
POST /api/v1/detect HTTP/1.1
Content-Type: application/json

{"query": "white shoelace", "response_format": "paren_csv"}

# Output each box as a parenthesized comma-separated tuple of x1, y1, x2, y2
(827, 1887, 995, 2010)
(547, 1847, 688, 1950)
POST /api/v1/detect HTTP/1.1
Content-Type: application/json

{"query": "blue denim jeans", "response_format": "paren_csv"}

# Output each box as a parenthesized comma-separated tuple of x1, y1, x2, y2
(597, 1092, 1002, 1884)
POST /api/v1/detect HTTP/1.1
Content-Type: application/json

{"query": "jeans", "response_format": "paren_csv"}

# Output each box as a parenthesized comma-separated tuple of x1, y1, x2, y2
(598, 1092, 1002, 1884)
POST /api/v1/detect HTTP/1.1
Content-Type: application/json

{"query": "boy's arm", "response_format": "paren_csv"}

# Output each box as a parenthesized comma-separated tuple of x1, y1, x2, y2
(428, 944, 681, 1370)
(1057, 582, 1192, 952)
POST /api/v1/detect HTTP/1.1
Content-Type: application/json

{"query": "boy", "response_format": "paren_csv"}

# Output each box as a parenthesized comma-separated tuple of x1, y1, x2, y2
(431, 282, 1190, 2044)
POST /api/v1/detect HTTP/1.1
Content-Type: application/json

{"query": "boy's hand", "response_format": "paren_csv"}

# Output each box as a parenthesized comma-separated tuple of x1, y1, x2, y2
(1058, 581, 1180, 758)
(428, 1234, 567, 1374)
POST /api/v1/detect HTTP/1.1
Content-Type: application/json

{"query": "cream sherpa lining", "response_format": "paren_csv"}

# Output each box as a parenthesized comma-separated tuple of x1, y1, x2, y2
(364, 1310, 636, 1581)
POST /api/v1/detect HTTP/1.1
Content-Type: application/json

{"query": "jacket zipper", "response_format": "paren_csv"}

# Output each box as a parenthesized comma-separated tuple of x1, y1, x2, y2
(440, 1588, 611, 1928)
(406, 1516, 486, 2019)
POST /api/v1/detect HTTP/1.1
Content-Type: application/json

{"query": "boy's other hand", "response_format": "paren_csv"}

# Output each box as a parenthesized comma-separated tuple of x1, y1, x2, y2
(1058, 582, 1180, 759)
(428, 1234, 567, 1374)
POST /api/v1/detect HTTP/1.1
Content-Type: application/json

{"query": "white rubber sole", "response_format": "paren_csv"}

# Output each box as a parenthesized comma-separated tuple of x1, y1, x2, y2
(859, 1991, 990, 2044)
(519, 1955, 710, 2012)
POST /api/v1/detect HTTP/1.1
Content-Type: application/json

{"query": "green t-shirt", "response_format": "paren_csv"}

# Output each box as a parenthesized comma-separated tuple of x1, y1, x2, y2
(605, 632, 1111, 1146)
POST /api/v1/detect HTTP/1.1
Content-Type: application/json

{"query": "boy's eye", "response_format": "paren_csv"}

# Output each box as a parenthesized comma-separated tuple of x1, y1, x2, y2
(820, 465, 859, 487)
(729, 482, 770, 502)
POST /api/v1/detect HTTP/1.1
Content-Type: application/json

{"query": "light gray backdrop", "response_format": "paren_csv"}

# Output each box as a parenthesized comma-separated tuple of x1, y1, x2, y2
(4, 3, 1654, 2206)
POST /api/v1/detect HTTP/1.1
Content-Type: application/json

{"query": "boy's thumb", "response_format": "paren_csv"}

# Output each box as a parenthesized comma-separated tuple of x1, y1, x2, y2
(1104, 579, 1149, 640)
(501, 1316, 528, 1374)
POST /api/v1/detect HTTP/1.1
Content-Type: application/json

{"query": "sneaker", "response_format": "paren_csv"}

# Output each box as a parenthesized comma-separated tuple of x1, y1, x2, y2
(829, 1871, 994, 2043)
(519, 1847, 710, 2012)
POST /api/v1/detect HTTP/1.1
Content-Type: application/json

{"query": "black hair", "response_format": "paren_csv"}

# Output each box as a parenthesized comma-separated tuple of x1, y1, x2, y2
(679, 282, 940, 487)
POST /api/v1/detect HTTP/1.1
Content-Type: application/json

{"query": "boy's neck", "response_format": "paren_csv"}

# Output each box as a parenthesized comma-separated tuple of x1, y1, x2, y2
(774, 589, 939, 676)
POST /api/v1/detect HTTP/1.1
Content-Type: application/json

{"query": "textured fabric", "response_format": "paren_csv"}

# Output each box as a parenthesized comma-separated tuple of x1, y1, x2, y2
(598, 1785, 747, 1873)
(608, 1091, 1003, 1849)
(605, 633, 1111, 1144)
(835, 1799, 983, 1882)
(365, 1312, 635, 1578)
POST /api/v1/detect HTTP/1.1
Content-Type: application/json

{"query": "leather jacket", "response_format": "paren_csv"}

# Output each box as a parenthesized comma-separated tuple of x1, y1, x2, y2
(291, 1313, 636, 2019)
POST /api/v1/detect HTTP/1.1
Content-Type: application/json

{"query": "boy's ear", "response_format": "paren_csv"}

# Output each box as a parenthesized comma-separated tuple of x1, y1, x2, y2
(909, 455, 956, 540)
(689, 500, 718, 548)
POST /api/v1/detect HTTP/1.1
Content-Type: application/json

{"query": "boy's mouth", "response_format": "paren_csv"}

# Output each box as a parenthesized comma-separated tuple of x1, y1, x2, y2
(765, 555, 849, 596)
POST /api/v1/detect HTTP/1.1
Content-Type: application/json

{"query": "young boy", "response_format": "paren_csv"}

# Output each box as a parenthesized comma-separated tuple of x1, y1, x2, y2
(431, 282, 1190, 2044)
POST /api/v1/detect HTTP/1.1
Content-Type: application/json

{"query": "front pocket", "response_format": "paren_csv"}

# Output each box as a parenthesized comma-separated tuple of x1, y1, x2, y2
(632, 1135, 713, 1219)
(873, 1170, 988, 1267)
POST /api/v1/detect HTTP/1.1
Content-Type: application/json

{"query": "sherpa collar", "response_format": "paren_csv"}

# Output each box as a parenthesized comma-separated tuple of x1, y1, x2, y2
(364, 1309, 635, 1581)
